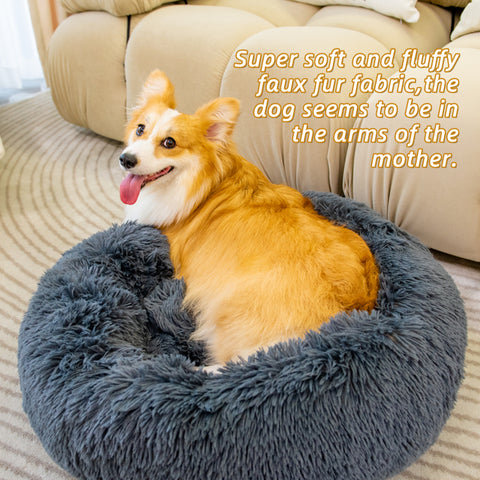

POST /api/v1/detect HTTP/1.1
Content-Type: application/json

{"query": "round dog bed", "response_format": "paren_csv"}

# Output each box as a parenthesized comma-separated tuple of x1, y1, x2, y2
(18, 192, 466, 480)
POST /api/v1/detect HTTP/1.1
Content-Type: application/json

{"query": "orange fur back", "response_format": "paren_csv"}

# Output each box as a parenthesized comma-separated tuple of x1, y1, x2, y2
(163, 150, 379, 364)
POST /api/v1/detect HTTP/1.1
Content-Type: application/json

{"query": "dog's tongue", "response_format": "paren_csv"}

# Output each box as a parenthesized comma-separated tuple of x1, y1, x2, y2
(120, 174, 145, 205)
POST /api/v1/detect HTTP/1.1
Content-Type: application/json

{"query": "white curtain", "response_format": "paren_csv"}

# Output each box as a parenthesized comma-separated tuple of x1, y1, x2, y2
(0, 0, 44, 89)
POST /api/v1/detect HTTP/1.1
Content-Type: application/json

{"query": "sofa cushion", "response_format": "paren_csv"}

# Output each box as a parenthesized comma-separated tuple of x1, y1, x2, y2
(218, 3, 452, 194)
(221, 26, 398, 194)
(451, 0, 480, 39)
(291, 0, 419, 22)
(342, 43, 480, 261)
(48, 11, 128, 140)
(61, 0, 176, 16)
(125, 5, 273, 114)
(188, 0, 319, 26)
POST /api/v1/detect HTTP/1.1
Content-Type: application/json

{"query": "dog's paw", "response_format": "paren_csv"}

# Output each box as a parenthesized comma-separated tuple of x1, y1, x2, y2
(200, 364, 223, 375)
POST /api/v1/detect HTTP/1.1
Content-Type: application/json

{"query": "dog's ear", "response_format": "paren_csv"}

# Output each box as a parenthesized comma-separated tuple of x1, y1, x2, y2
(138, 70, 176, 109)
(196, 98, 240, 145)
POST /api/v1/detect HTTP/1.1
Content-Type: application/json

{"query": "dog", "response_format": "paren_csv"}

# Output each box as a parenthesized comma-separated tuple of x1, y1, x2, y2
(119, 70, 379, 367)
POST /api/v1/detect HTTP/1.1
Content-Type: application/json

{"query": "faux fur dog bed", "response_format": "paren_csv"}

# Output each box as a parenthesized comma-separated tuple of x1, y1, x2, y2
(18, 192, 466, 480)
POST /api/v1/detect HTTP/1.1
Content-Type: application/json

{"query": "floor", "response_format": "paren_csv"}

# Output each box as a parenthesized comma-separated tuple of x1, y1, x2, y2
(0, 78, 46, 105)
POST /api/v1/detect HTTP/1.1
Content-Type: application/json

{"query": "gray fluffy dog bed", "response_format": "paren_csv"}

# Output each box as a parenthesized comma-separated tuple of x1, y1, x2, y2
(18, 192, 466, 480)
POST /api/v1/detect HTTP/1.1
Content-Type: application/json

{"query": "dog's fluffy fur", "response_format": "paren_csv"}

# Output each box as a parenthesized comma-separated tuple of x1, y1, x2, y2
(120, 71, 379, 365)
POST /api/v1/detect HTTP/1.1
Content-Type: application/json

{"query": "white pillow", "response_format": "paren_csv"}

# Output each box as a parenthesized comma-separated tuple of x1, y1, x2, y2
(292, 0, 420, 23)
(451, 0, 480, 40)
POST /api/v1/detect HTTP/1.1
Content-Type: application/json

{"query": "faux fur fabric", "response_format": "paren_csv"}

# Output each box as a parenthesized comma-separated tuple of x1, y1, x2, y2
(18, 192, 467, 480)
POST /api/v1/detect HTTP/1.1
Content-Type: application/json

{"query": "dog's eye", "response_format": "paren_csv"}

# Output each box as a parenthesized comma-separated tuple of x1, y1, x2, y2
(161, 137, 176, 149)
(136, 124, 145, 136)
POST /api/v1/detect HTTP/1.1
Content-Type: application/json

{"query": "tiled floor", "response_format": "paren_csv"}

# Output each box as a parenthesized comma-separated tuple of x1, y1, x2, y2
(0, 78, 46, 106)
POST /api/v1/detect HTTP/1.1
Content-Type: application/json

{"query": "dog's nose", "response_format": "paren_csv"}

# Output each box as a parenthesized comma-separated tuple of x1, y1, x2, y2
(119, 152, 138, 169)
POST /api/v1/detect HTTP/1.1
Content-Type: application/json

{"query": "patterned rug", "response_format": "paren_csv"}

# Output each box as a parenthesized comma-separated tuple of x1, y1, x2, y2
(0, 92, 478, 480)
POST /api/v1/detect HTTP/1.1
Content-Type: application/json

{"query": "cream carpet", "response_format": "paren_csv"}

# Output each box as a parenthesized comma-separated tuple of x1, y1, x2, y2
(0, 92, 479, 480)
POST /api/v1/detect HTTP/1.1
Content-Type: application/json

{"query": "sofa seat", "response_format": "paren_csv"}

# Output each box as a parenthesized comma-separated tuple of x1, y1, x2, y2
(47, 0, 480, 261)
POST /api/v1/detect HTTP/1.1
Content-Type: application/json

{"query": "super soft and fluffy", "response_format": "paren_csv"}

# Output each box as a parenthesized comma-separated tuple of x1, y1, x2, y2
(18, 192, 466, 480)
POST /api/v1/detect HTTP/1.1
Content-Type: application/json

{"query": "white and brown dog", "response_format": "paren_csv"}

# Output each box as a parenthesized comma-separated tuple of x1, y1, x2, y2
(119, 70, 379, 366)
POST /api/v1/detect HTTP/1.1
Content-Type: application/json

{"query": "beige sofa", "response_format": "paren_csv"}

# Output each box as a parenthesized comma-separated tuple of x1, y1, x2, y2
(46, 0, 478, 261)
